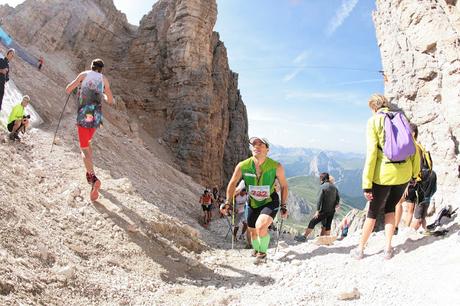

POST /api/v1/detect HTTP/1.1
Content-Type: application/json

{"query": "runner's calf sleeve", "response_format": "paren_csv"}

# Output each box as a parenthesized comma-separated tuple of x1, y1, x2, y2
(252, 238, 260, 252)
(258, 234, 270, 253)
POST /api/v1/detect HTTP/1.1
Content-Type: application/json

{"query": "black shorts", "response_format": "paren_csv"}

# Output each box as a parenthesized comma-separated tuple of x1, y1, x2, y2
(201, 204, 211, 212)
(367, 182, 408, 219)
(307, 212, 335, 231)
(7, 120, 24, 132)
(247, 193, 279, 228)
(414, 202, 428, 220)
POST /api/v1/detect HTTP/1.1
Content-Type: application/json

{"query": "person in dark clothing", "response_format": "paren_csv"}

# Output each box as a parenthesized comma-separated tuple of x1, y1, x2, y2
(0, 48, 15, 112)
(295, 172, 340, 242)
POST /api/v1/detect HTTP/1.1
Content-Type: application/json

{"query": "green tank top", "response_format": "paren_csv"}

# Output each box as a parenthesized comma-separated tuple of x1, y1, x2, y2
(239, 157, 279, 208)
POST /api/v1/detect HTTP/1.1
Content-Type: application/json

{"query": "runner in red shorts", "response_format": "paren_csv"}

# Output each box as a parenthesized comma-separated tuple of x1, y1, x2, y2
(65, 59, 113, 201)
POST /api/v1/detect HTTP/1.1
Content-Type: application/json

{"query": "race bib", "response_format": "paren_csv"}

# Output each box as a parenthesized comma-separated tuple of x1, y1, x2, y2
(248, 185, 270, 201)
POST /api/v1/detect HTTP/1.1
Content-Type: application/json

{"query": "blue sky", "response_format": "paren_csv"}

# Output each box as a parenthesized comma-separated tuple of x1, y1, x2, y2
(2, 0, 383, 153)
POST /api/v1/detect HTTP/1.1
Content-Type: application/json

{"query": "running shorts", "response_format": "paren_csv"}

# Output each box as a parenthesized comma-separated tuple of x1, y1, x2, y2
(247, 192, 279, 228)
(77, 125, 96, 148)
(307, 211, 335, 231)
(367, 183, 408, 219)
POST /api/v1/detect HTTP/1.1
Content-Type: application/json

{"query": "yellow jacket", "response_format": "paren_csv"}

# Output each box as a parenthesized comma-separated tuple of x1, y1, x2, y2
(362, 108, 420, 190)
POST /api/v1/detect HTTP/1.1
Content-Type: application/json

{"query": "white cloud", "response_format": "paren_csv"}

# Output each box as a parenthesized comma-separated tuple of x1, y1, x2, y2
(326, 0, 359, 36)
(282, 50, 309, 82)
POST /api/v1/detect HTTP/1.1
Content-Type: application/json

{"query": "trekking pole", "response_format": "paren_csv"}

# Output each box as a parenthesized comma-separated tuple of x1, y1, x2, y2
(275, 218, 284, 254)
(231, 195, 235, 250)
(50, 94, 71, 153)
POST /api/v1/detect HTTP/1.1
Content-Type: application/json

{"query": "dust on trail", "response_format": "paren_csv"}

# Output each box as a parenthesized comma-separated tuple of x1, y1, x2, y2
(1, 126, 460, 305)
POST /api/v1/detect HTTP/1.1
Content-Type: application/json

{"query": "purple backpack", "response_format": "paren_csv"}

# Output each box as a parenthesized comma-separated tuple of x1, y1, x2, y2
(379, 111, 415, 162)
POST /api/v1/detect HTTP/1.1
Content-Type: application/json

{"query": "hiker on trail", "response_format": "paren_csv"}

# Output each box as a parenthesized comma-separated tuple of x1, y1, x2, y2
(199, 190, 213, 226)
(295, 172, 340, 242)
(7, 95, 30, 141)
(350, 94, 420, 260)
(224, 136, 289, 263)
(395, 123, 437, 233)
(65, 58, 113, 201)
(409, 124, 437, 231)
(232, 188, 249, 241)
(37, 56, 44, 71)
(0, 48, 14, 112)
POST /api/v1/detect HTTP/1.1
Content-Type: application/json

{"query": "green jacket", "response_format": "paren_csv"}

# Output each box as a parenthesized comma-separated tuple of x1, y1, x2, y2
(239, 157, 278, 208)
(8, 104, 25, 125)
(362, 107, 420, 189)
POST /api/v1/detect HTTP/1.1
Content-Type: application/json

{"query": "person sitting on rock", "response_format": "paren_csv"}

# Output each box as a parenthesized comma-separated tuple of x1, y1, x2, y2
(199, 190, 213, 226)
(295, 172, 340, 242)
(7, 95, 31, 141)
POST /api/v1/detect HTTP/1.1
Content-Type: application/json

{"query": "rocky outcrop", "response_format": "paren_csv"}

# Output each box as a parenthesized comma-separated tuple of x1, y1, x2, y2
(374, 0, 460, 207)
(0, 0, 249, 187)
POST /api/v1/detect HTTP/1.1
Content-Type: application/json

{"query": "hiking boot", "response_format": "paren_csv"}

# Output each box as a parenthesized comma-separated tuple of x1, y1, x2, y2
(350, 247, 364, 260)
(383, 248, 394, 260)
(294, 235, 307, 242)
(254, 252, 267, 264)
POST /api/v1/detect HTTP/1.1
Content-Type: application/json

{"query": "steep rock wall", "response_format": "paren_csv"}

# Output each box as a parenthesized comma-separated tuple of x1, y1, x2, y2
(0, 0, 249, 187)
(374, 0, 460, 206)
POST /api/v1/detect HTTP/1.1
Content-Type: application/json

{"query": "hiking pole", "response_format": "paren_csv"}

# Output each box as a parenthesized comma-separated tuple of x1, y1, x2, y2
(275, 218, 284, 254)
(231, 195, 235, 250)
(50, 94, 71, 153)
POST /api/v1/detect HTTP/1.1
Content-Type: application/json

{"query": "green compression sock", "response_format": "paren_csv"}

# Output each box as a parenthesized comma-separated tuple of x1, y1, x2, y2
(252, 237, 260, 252)
(258, 234, 270, 253)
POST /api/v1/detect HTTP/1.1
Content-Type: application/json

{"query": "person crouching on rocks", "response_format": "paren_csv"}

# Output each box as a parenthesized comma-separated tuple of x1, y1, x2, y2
(223, 137, 289, 264)
(7, 95, 31, 141)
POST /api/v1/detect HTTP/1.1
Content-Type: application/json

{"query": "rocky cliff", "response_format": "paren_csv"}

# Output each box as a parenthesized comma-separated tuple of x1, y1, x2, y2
(374, 0, 460, 206)
(0, 0, 249, 187)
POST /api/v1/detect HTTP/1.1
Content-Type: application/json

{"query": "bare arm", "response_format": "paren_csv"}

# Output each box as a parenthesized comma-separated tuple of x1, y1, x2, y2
(65, 72, 86, 94)
(225, 163, 243, 204)
(276, 164, 289, 218)
(103, 76, 113, 105)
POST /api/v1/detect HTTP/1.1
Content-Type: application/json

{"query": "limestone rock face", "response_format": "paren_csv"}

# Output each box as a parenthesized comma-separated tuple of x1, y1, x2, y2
(1, 0, 249, 187)
(374, 0, 460, 206)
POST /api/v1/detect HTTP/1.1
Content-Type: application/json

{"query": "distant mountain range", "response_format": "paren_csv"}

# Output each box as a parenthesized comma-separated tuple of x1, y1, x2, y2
(269, 145, 366, 222)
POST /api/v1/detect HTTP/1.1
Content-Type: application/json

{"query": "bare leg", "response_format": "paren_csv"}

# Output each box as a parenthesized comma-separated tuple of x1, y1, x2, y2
(384, 212, 395, 251)
(358, 218, 376, 251)
(395, 197, 404, 230)
(405, 202, 415, 226)
(320, 227, 326, 236)
(81, 146, 94, 174)
(303, 227, 313, 237)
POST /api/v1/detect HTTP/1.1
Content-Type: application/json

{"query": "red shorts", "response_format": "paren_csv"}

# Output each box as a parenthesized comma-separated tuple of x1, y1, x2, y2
(77, 125, 96, 148)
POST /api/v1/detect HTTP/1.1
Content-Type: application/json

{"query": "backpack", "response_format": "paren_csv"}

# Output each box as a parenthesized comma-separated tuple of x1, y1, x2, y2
(378, 111, 415, 162)
(420, 147, 433, 178)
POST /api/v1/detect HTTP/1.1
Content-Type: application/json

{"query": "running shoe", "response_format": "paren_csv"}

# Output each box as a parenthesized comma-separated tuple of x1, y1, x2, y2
(294, 235, 307, 242)
(350, 247, 364, 260)
(89, 174, 101, 201)
(254, 252, 267, 264)
(383, 248, 394, 260)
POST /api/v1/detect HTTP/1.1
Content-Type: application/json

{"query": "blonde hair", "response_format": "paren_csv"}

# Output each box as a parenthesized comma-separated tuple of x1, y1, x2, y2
(22, 95, 30, 103)
(368, 94, 388, 111)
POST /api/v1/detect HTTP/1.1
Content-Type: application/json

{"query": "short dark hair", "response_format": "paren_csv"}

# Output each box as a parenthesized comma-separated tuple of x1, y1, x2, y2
(91, 58, 104, 72)
(410, 123, 418, 139)
(320, 172, 330, 184)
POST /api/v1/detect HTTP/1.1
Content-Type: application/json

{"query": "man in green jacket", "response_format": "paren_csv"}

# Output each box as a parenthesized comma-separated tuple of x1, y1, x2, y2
(7, 95, 30, 141)
(223, 137, 289, 263)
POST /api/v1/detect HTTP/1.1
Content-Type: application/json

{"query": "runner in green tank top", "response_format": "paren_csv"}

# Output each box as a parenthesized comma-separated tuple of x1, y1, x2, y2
(223, 137, 289, 263)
